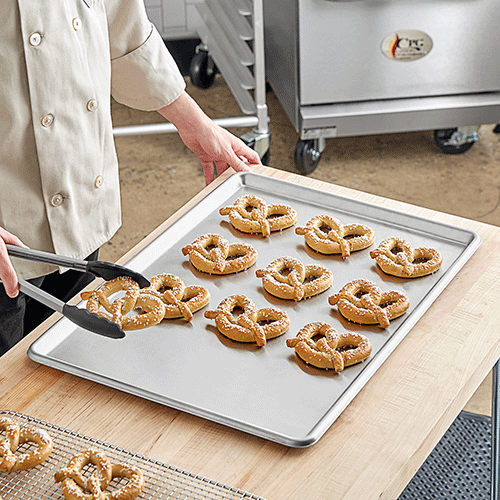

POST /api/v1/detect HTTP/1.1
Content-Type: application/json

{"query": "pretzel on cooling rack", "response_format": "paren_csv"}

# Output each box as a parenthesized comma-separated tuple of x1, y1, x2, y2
(295, 214, 375, 257)
(81, 277, 166, 330)
(143, 273, 210, 321)
(0, 415, 53, 472)
(54, 448, 145, 500)
(370, 237, 443, 278)
(182, 233, 258, 275)
(204, 294, 290, 346)
(287, 322, 372, 371)
(219, 194, 298, 237)
(255, 257, 333, 301)
(328, 279, 409, 328)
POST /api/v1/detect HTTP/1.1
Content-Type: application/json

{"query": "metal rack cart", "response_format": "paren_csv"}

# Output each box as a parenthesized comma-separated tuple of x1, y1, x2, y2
(114, 0, 270, 164)
(263, 0, 500, 174)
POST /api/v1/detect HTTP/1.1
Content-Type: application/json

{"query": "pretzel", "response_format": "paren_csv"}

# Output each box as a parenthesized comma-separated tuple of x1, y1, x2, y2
(286, 322, 344, 371)
(54, 449, 112, 494)
(329, 279, 409, 328)
(182, 233, 258, 275)
(143, 273, 210, 321)
(295, 215, 375, 257)
(370, 237, 443, 278)
(335, 332, 373, 368)
(256, 257, 333, 301)
(81, 277, 166, 330)
(0, 416, 20, 472)
(219, 195, 298, 236)
(204, 294, 290, 346)
(0, 416, 53, 472)
(54, 449, 145, 500)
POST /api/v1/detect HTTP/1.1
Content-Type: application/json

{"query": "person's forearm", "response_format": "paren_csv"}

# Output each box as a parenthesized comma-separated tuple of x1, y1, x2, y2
(157, 91, 210, 133)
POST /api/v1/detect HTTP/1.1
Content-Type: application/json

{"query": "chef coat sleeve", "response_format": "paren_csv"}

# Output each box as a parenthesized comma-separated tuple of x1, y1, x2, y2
(105, 0, 186, 111)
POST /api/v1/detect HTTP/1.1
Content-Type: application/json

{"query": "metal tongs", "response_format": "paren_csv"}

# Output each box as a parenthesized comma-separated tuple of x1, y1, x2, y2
(7, 244, 152, 339)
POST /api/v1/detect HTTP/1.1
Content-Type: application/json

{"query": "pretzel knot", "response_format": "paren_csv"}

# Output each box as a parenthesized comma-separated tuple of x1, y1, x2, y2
(370, 237, 443, 278)
(295, 215, 375, 257)
(219, 195, 298, 237)
(204, 294, 290, 346)
(0, 416, 53, 472)
(142, 273, 210, 321)
(287, 322, 372, 371)
(328, 279, 409, 328)
(81, 277, 165, 330)
(54, 449, 145, 500)
(256, 257, 333, 301)
(182, 233, 258, 275)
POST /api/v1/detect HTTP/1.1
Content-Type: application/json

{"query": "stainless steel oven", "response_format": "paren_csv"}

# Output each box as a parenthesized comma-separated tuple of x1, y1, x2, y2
(264, 0, 500, 172)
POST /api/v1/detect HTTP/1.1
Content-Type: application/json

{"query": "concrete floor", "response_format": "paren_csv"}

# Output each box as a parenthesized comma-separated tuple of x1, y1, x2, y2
(109, 75, 500, 417)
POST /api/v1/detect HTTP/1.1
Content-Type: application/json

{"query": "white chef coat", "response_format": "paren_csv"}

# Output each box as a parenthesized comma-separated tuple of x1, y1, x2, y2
(0, 0, 186, 279)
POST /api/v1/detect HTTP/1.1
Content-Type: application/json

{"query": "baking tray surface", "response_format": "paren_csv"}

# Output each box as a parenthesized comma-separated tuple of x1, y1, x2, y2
(0, 410, 264, 500)
(28, 172, 481, 447)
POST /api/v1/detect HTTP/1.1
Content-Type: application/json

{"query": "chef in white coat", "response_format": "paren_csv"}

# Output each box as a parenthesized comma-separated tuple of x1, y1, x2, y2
(0, 0, 260, 354)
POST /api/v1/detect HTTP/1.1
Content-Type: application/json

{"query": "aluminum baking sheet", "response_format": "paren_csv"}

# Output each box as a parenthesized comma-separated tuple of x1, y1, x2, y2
(28, 172, 481, 448)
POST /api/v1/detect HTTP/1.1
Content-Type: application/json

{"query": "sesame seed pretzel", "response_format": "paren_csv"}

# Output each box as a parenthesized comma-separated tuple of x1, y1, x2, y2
(370, 237, 443, 278)
(182, 233, 258, 275)
(256, 257, 333, 301)
(204, 294, 290, 346)
(0, 416, 53, 472)
(143, 273, 210, 321)
(81, 277, 166, 330)
(219, 195, 298, 237)
(295, 215, 375, 257)
(328, 279, 409, 328)
(54, 449, 145, 500)
(0, 416, 20, 472)
(286, 322, 345, 371)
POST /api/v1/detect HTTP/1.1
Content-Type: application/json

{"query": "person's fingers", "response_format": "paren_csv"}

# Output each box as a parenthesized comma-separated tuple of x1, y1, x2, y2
(202, 161, 216, 185)
(0, 228, 26, 298)
(0, 240, 19, 298)
(232, 139, 261, 166)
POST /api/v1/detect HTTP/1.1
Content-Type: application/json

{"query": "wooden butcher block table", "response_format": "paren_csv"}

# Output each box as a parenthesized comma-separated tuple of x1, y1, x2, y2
(2, 165, 500, 500)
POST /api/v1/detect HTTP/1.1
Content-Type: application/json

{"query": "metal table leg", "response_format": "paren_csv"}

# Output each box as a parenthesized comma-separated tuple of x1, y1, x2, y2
(492, 359, 500, 499)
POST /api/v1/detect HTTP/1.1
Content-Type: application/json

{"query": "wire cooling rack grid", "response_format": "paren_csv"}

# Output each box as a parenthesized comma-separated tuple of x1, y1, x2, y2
(0, 411, 265, 500)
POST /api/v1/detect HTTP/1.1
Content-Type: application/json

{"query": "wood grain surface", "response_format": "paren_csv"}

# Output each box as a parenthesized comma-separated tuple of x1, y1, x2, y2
(1, 166, 499, 500)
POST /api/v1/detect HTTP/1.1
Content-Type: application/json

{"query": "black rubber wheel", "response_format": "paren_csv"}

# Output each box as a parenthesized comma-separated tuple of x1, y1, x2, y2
(260, 149, 270, 166)
(294, 139, 322, 175)
(434, 129, 475, 155)
(189, 50, 216, 90)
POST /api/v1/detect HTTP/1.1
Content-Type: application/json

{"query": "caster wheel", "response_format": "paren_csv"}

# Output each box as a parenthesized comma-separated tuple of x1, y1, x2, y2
(434, 128, 475, 155)
(260, 149, 270, 165)
(294, 139, 322, 174)
(189, 48, 216, 89)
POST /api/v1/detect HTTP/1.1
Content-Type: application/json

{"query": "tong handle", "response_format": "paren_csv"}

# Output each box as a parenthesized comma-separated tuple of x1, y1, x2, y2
(6, 244, 150, 288)
(7, 245, 88, 270)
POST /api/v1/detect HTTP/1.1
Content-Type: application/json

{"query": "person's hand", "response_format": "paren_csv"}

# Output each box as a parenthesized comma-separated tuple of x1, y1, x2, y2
(177, 119, 261, 184)
(0, 227, 26, 298)
(157, 91, 262, 185)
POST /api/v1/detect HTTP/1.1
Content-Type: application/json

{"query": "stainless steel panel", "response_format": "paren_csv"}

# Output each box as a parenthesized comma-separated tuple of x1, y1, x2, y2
(28, 173, 481, 448)
(299, 91, 500, 138)
(298, 0, 500, 105)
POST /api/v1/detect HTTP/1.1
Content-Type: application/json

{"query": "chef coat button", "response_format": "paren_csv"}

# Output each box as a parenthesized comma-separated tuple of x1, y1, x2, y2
(72, 18, 82, 30)
(87, 99, 99, 112)
(41, 114, 54, 127)
(29, 32, 42, 46)
(94, 175, 103, 188)
(50, 194, 64, 207)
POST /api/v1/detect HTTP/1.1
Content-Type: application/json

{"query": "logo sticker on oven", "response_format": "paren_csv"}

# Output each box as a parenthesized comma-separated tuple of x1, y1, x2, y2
(381, 30, 433, 61)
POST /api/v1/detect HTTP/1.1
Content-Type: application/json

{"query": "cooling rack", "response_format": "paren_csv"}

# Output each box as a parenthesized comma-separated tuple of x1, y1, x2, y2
(0, 411, 265, 500)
